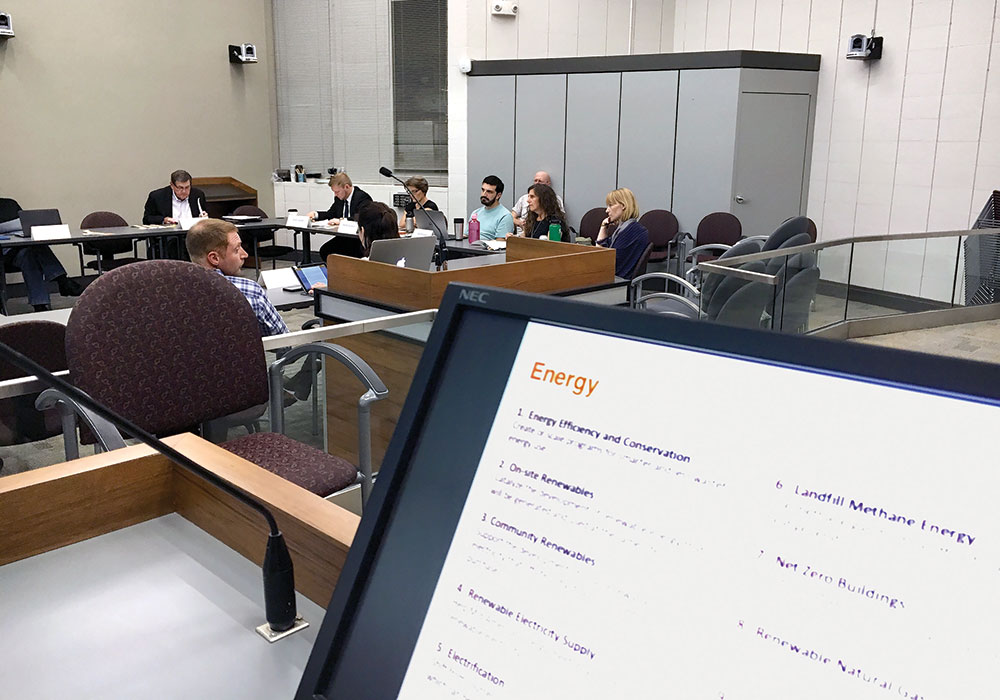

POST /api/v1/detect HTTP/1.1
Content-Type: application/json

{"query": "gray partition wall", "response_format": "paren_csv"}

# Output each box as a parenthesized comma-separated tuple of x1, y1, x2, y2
(618, 71, 679, 216)
(564, 73, 622, 226)
(467, 51, 820, 236)
(467, 75, 515, 219)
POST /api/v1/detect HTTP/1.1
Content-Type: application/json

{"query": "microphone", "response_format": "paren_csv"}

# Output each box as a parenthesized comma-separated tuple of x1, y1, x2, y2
(379, 165, 449, 269)
(0, 341, 299, 635)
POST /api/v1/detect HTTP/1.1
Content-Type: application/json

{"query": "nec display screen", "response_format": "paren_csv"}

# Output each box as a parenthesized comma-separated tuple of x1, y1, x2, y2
(301, 290, 1000, 700)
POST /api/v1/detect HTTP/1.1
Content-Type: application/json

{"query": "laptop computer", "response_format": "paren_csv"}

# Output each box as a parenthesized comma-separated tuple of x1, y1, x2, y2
(369, 237, 436, 270)
(413, 209, 449, 237)
(17, 208, 61, 237)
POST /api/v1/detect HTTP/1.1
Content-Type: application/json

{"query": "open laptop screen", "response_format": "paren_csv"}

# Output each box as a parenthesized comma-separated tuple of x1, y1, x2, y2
(299, 285, 1000, 699)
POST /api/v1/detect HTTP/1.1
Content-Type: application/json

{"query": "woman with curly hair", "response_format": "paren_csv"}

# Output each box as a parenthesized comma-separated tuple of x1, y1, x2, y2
(523, 183, 569, 242)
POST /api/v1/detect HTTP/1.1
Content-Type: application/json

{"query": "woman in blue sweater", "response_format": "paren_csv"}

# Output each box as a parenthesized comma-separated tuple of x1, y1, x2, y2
(596, 188, 650, 278)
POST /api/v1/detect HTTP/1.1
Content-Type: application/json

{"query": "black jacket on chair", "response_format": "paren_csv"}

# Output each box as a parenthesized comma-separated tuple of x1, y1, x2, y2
(314, 187, 373, 222)
(142, 186, 208, 224)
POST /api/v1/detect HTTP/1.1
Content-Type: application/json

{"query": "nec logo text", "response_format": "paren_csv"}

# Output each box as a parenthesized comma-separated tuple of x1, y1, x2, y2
(459, 289, 490, 304)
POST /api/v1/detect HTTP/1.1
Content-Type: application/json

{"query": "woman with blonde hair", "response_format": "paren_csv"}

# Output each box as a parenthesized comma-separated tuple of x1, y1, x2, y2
(596, 188, 650, 278)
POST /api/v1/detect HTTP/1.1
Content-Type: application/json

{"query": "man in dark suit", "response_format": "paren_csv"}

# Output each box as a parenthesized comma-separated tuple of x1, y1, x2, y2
(142, 170, 208, 225)
(142, 169, 208, 258)
(308, 172, 373, 261)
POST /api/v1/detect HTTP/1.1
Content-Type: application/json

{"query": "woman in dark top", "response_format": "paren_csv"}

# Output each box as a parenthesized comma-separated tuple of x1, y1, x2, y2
(596, 188, 650, 278)
(358, 202, 400, 258)
(399, 176, 439, 228)
(523, 183, 569, 242)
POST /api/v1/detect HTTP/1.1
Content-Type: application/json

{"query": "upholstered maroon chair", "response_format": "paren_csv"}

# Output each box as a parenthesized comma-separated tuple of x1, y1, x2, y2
(577, 207, 608, 244)
(638, 209, 679, 264)
(79, 211, 141, 274)
(690, 212, 742, 263)
(62, 260, 386, 499)
(0, 321, 66, 471)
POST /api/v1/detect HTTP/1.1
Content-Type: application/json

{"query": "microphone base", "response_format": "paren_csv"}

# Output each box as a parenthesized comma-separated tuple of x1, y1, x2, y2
(255, 615, 310, 643)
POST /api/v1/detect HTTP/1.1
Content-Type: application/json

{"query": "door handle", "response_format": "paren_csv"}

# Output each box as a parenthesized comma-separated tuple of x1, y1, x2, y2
(734, 195, 747, 204)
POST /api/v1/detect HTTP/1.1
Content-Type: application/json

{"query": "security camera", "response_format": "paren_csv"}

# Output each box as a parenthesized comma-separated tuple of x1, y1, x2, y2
(846, 33, 882, 60)
(229, 43, 258, 64)
(0, 13, 13, 37)
(491, 0, 518, 16)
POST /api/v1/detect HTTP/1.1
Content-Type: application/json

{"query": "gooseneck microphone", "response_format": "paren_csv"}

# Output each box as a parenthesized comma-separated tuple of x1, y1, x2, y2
(379, 165, 449, 269)
(0, 342, 298, 634)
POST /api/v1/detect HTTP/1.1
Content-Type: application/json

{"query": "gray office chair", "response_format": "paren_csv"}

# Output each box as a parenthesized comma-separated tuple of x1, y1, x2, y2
(631, 237, 763, 316)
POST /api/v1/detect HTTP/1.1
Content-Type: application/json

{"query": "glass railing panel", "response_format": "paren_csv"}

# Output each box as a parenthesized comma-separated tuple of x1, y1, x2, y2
(811, 243, 851, 330)
(917, 235, 962, 306)
(846, 239, 907, 320)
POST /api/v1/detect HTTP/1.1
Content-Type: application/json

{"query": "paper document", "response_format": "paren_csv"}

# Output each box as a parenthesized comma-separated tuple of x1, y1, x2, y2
(259, 267, 299, 290)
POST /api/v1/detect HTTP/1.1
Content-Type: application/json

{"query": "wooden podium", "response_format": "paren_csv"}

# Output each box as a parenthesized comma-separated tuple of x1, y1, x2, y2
(323, 237, 616, 467)
(325, 236, 615, 311)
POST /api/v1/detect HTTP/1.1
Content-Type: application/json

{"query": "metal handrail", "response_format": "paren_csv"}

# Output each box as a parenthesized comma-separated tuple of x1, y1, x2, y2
(700, 227, 1000, 273)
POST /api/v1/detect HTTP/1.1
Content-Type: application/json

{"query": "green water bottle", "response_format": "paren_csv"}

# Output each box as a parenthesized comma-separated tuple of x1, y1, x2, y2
(548, 222, 561, 241)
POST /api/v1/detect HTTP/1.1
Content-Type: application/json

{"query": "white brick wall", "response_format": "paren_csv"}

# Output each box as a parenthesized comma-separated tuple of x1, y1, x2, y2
(673, 0, 999, 243)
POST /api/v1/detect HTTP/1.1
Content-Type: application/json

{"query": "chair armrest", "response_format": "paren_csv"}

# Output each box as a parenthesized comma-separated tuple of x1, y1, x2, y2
(636, 292, 701, 314)
(630, 272, 700, 297)
(301, 318, 322, 330)
(35, 387, 128, 461)
(743, 235, 768, 243)
(268, 342, 388, 507)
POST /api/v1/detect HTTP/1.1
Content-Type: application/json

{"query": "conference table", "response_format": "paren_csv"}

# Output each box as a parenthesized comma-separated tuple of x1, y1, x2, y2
(4, 218, 494, 266)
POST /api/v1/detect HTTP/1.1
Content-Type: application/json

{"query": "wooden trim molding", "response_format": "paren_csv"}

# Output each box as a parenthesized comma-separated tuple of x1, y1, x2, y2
(0, 434, 359, 607)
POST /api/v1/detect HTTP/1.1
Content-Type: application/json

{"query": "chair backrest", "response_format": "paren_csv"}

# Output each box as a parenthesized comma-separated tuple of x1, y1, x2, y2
(761, 215, 817, 251)
(233, 205, 269, 218)
(638, 209, 679, 250)
(578, 207, 606, 242)
(80, 211, 131, 255)
(80, 211, 128, 228)
(65, 260, 269, 438)
(0, 320, 67, 445)
(696, 212, 742, 247)
(764, 232, 814, 276)
(627, 242, 654, 281)
(699, 237, 763, 311)
(707, 260, 769, 328)
(773, 265, 820, 333)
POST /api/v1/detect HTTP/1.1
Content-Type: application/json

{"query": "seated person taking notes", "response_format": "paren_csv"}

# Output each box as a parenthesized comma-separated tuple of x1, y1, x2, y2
(0, 197, 82, 312)
(596, 188, 650, 278)
(143, 169, 208, 225)
(308, 172, 372, 261)
(468, 176, 514, 241)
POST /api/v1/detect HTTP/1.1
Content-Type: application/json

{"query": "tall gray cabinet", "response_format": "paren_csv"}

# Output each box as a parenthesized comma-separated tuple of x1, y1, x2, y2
(466, 51, 820, 237)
